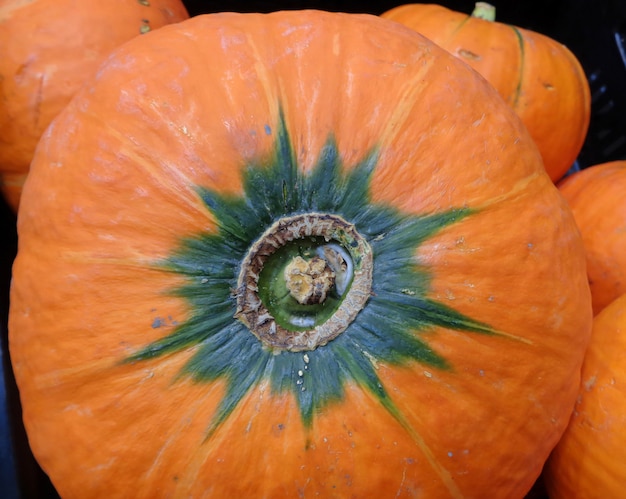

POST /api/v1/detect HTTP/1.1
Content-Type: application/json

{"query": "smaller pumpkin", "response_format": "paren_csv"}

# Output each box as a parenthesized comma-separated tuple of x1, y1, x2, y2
(380, 2, 591, 183)
(557, 160, 626, 315)
(543, 292, 626, 498)
(0, 0, 189, 211)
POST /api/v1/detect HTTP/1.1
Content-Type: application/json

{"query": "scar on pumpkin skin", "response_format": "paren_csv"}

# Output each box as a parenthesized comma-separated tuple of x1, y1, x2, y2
(458, 48, 482, 61)
(140, 19, 151, 34)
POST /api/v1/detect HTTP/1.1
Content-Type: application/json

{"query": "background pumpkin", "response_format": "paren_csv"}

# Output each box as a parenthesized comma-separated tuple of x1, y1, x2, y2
(8, 10, 592, 498)
(543, 292, 626, 498)
(0, 0, 189, 212)
(557, 160, 626, 315)
(380, 2, 591, 183)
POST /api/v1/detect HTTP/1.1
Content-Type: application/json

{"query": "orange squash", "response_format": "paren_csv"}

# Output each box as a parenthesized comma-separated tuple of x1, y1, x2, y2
(0, 0, 189, 211)
(557, 160, 626, 315)
(381, 2, 591, 183)
(544, 292, 626, 497)
(8, 11, 592, 498)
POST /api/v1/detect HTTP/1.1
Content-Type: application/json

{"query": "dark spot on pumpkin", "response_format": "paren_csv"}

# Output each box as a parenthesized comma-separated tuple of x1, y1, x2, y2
(152, 317, 164, 328)
(264, 124, 272, 135)
(140, 19, 151, 34)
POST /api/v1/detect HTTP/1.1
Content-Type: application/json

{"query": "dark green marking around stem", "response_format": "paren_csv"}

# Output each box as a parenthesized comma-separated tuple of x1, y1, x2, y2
(124, 109, 498, 436)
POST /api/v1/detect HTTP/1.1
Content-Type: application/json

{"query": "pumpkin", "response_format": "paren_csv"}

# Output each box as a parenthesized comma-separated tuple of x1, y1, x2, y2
(543, 292, 626, 497)
(557, 160, 626, 315)
(0, 0, 189, 212)
(380, 2, 591, 184)
(9, 11, 592, 498)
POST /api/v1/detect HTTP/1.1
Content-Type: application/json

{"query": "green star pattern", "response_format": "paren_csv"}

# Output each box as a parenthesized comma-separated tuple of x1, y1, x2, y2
(124, 111, 498, 436)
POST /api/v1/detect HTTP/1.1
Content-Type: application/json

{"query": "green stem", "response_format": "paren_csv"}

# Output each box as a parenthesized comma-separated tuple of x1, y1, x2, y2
(472, 2, 496, 21)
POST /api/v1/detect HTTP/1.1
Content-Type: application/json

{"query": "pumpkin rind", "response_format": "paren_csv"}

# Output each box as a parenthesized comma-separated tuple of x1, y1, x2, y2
(544, 292, 626, 497)
(0, 0, 189, 211)
(8, 11, 591, 498)
(381, 3, 591, 183)
(557, 160, 626, 315)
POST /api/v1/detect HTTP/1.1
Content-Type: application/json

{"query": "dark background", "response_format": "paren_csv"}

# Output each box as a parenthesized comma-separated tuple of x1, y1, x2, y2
(2, 0, 625, 497)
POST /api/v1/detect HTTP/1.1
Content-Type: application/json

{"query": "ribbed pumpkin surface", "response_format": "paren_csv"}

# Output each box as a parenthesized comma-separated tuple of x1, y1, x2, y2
(544, 292, 626, 497)
(9, 11, 591, 498)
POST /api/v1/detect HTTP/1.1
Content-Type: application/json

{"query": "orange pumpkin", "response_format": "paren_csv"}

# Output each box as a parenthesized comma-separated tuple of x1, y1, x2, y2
(543, 292, 626, 497)
(557, 160, 626, 315)
(381, 2, 591, 183)
(0, 0, 189, 211)
(9, 11, 592, 498)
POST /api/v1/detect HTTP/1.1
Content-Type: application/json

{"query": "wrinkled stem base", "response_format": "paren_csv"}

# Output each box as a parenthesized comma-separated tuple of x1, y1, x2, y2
(235, 213, 373, 352)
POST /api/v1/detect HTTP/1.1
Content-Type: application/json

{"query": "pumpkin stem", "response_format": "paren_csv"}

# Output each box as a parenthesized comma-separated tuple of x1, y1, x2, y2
(235, 213, 373, 352)
(472, 2, 496, 21)
(284, 255, 336, 305)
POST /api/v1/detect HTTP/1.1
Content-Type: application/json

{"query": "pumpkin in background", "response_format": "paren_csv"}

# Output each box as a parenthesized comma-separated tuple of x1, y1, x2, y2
(0, 0, 189, 212)
(9, 11, 592, 498)
(381, 2, 591, 183)
(557, 160, 626, 315)
(543, 292, 626, 498)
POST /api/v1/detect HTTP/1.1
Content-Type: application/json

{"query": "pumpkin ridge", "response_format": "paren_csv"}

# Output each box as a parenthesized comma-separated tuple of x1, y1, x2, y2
(509, 25, 526, 109)
(77, 103, 214, 216)
(447, 14, 473, 42)
(334, 342, 465, 499)
(385, 395, 464, 499)
(124, 108, 504, 438)
(374, 51, 441, 148)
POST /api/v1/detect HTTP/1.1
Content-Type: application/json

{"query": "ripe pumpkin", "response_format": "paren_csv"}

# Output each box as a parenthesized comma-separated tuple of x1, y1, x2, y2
(0, 0, 189, 211)
(9, 11, 592, 498)
(380, 2, 591, 183)
(543, 292, 626, 497)
(557, 160, 626, 315)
